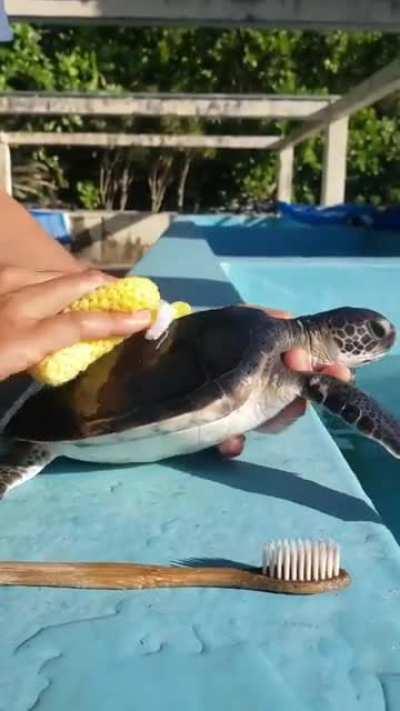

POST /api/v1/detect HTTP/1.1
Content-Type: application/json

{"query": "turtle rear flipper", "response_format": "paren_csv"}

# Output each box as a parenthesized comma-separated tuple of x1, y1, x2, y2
(0, 442, 54, 499)
(303, 374, 400, 458)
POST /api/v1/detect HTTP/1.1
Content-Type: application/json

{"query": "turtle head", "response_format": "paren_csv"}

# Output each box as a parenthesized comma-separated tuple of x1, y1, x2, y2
(301, 307, 396, 367)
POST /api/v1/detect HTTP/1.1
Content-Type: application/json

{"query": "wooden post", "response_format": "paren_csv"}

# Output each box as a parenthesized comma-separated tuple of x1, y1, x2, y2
(321, 116, 349, 206)
(277, 147, 294, 203)
(0, 139, 12, 195)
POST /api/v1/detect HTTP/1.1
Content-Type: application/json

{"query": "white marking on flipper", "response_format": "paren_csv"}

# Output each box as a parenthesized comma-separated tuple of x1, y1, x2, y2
(0, 444, 55, 499)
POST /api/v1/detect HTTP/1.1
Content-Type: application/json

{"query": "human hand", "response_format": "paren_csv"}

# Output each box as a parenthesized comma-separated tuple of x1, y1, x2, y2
(217, 307, 352, 458)
(0, 267, 151, 381)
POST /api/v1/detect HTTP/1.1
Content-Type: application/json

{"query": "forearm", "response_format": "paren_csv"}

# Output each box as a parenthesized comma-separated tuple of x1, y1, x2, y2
(0, 191, 83, 272)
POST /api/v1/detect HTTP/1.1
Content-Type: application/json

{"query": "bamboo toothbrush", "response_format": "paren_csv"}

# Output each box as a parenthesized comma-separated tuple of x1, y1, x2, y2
(0, 539, 350, 595)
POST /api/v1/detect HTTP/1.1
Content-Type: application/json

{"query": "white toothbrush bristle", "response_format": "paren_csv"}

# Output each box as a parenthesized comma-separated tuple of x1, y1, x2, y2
(312, 541, 319, 582)
(334, 543, 340, 577)
(270, 542, 277, 577)
(283, 539, 290, 581)
(305, 539, 312, 581)
(327, 541, 334, 579)
(262, 538, 341, 582)
(320, 541, 327, 581)
(290, 540, 298, 582)
(298, 539, 305, 581)
(276, 539, 283, 580)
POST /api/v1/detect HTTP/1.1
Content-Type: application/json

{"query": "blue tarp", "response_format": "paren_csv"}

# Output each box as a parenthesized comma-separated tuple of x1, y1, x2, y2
(277, 201, 400, 229)
(29, 209, 72, 245)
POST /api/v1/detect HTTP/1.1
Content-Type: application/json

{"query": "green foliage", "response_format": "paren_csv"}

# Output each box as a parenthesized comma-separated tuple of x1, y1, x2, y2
(12, 148, 67, 206)
(0, 24, 399, 210)
(76, 180, 101, 210)
(0, 24, 54, 90)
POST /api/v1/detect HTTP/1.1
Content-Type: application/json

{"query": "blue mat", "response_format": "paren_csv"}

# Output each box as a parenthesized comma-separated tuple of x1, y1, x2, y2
(1, 228, 400, 710)
(222, 254, 400, 549)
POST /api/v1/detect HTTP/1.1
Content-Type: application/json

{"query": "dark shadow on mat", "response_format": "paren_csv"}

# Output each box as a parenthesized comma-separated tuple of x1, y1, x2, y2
(163, 219, 400, 258)
(321, 415, 400, 546)
(143, 275, 242, 306)
(47, 450, 381, 525)
(346, 450, 400, 545)
(167, 452, 381, 525)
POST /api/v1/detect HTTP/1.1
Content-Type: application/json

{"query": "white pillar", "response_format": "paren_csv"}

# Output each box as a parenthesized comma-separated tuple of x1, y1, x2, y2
(321, 116, 349, 206)
(277, 146, 294, 203)
(0, 140, 12, 195)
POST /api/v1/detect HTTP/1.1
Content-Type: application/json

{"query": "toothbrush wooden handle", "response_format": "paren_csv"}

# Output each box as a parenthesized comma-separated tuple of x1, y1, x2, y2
(0, 561, 351, 595)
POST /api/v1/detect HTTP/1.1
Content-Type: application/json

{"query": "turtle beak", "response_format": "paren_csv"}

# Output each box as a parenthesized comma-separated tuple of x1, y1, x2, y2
(385, 328, 396, 350)
(370, 317, 396, 350)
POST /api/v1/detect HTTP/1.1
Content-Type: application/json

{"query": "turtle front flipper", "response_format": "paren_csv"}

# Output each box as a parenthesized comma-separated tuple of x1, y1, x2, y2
(302, 373, 400, 458)
(0, 442, 54, 499)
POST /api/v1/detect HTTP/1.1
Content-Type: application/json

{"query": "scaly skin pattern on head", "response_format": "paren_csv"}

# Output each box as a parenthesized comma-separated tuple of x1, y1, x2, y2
(293, 306, 396, 369)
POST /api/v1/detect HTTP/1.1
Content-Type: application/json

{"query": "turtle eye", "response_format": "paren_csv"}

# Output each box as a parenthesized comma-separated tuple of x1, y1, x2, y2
(370, 319, 387, 339)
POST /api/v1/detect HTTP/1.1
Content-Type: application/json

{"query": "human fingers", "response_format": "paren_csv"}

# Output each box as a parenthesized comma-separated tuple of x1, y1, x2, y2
(0, 266, 72, 296)
(30, 309, 152, 359)
(217, 435, 246, 458)
(0, 269, 114, 321)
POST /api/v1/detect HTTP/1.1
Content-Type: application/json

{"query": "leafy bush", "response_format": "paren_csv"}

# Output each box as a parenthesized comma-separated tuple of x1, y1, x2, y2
(0, 24, 399, 210)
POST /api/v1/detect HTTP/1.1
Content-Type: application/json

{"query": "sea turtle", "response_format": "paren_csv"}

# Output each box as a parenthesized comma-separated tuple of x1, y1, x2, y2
(0, 305, 399, 499)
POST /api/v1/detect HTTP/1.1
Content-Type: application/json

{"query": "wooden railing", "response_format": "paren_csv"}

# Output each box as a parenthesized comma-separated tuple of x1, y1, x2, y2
(272, 58, 400, 205)
(0, 63, 399, 206)
(6, 0, 400, 32)
(0, 92, 337, 119)
(0, 92, 337, 204)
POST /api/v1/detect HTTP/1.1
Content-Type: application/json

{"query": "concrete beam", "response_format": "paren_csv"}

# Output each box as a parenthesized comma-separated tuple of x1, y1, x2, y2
(0, 93, 338, 120)
(0, 141, 12, 195)
(6, 0, 400, 31)
(1, 131, 278, 149)
(272, 58, 400, 153)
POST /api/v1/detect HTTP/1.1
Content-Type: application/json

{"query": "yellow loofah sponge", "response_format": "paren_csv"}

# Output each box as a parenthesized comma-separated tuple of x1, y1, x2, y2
(30, 276, 192, 387)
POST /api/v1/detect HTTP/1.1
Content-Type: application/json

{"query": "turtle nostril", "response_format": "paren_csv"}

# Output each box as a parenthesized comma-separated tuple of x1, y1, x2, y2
(370, 319, 388, 339)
